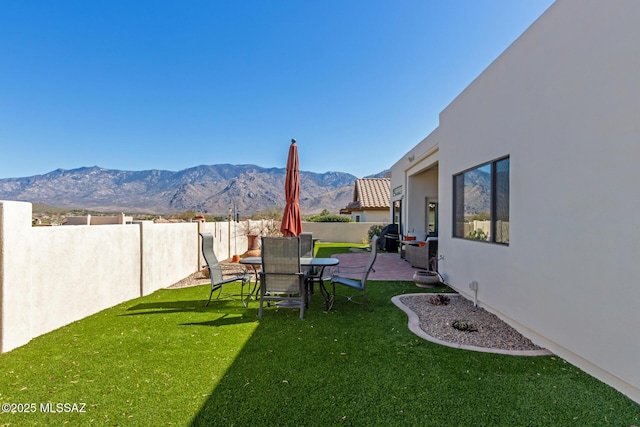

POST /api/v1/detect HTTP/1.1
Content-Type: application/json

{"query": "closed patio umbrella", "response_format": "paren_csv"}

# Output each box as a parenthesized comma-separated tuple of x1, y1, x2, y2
(280, 138, 303, 237)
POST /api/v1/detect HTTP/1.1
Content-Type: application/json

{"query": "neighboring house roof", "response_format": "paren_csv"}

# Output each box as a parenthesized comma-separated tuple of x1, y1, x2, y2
(340, 178, 390, 214)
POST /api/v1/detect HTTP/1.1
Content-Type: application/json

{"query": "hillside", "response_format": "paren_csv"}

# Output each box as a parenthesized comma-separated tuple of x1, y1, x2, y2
(0, 164, 379, 216)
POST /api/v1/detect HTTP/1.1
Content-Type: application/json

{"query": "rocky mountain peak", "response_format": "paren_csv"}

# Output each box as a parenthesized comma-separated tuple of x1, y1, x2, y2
(0, 164, 368, 216)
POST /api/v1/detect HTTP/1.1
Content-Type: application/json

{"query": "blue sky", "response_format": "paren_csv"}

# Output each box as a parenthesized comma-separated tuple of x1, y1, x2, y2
(0, 0, 554, 179)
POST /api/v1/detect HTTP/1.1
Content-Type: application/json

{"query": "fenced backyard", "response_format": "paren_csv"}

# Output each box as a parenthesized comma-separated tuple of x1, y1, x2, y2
(0, 200, 383, 353)
(0, 243, 638, 425)
(2, 200, 639, 424)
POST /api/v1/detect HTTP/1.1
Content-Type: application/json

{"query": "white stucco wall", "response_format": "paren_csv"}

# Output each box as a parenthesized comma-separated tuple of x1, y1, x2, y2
(0, 201, 33, 351)
(1, 211, 289, 353)
(0, 204, 227, 353)
(200, 220, 270, 260)
(30, 225, 141, 338)
(391, 129, 439, 236)
(139, 222, 199, 296)
(437, 0, 640, 402)
(302, 222, 386, 244)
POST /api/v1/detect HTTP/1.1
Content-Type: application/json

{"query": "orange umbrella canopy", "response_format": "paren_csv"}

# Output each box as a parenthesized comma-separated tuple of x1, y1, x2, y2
(280, 139, 303, 237)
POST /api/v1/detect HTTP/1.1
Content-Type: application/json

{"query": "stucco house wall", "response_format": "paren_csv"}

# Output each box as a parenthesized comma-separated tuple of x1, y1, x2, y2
(350, 210, 389, 223)
(390, 129, 439, 236)
(392, 0, 640, 403)
(406, 167, 438, 236)
(435, 0, 640, 403)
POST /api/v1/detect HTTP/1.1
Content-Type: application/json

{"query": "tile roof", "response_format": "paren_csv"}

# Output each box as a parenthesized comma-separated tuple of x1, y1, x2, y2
(342, 178, 390, 211)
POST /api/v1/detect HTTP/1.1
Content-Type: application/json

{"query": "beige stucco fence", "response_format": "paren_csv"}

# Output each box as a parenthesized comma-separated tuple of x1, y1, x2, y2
(301, 221, 386, 244)
(0, 201, 265, 353)
(0, 200, 386, 353)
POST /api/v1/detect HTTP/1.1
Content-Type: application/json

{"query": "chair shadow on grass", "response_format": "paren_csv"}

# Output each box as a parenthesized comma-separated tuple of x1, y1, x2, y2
(181, 313, 257, 327)
(123, 298, 258, 327)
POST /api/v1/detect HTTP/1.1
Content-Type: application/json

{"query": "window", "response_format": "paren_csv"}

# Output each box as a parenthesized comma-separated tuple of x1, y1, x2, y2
(453, 156, 509, 244)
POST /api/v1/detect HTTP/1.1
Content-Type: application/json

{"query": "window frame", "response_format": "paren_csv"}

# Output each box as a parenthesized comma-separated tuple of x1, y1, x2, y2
(452, 155, 510, 245)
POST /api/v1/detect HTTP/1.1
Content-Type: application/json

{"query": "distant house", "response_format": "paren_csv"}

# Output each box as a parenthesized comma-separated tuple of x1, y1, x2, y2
(64, 213, 133, 225)
(390, 0, 640, 404)
(340, 178, 390, 222)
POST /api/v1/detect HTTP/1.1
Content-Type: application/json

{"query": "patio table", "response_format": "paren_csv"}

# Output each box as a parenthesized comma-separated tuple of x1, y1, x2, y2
(240, 257, 339, 310)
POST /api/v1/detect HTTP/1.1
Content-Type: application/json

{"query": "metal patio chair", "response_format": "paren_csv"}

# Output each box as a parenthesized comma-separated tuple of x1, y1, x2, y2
(299, 232, 320, 303)
(200, 232, 252, 307)
(259, 236, 306, 319)
(330, 235, 378, 310)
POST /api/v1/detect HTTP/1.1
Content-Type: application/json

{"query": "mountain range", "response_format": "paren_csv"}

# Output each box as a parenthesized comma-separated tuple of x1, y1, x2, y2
(462, 169, 491, 215)
(0, 165, 387, 216)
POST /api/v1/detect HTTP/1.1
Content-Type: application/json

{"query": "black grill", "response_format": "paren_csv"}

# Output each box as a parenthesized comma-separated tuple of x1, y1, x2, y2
(378, 224, 399, 252)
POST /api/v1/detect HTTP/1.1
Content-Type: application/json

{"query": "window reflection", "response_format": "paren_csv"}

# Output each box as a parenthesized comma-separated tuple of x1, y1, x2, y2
(453, 156, 509, 244)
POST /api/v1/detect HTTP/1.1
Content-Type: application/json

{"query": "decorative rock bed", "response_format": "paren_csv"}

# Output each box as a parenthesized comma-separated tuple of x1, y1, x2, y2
(393, 293, 551, 355)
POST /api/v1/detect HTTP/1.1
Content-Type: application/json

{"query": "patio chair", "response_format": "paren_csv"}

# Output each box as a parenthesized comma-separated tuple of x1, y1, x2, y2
(299, 232, 320, 303)
(200, 233, 252, 307)
(330, 235, 378, 310)
(259, 236, 307, 319)
(299, 232, 314, 258)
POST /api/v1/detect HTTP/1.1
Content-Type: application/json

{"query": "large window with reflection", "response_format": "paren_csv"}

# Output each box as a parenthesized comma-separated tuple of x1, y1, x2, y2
(453, 156, 509, 244)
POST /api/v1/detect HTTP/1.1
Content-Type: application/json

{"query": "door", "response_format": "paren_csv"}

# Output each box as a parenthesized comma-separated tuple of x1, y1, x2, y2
(393, 200, 402, 235)
(426, 199, 438, 236)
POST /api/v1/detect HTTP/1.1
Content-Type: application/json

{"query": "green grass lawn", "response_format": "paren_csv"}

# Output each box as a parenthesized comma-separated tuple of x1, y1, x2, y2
(1, 243, 639, 426)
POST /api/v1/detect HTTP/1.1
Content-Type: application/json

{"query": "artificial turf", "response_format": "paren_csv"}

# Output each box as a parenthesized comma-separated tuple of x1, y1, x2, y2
(0, 244, 638, 426)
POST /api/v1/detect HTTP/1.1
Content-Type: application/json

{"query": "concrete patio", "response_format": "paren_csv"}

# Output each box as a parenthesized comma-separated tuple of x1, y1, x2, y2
(331, 251, 422, 281)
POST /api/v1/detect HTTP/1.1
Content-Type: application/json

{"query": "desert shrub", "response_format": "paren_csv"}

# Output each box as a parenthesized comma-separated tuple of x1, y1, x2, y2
(368, 225, 384, 241)
(428, 295, 451, 306)
(452, 319, 478, 332)
(306, 213, 352, 222)
(466, 229, 487, 241)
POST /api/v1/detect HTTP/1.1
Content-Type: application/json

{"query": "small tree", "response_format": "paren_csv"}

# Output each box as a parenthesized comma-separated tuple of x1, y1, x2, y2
(368, 225, 384, 242)
(467, 228, 487, 241)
